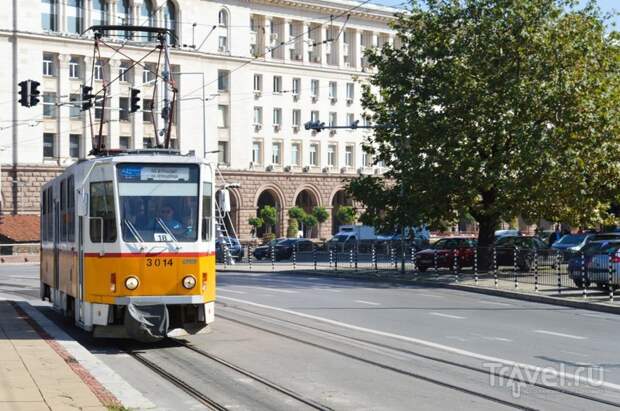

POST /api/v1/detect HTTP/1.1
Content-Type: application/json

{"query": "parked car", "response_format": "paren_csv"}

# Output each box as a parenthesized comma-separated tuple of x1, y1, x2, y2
(585, 232, 620, 244)
(582, 241, 620, 289)
(567, 240, 620, 288)
(252, 238, 287, 260)
(216, 237, 244, 262)
(495, 229, 521, 240)
(494, 236, 553, 271)
(552, 233, 590, 261)
(269, 238, 315, 260)
(415, 237, 477, 272)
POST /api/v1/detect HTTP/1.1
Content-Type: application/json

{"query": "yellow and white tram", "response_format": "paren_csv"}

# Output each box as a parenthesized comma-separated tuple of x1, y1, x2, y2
(40, 150, 216, 341)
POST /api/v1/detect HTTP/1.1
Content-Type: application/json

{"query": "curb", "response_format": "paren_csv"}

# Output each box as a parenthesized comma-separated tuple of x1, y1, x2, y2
(16, 301, 156, 410)
(219, 267, 620, 315)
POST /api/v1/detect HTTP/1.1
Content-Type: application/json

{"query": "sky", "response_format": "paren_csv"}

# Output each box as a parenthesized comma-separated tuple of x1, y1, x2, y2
(369, 0, 620, 28)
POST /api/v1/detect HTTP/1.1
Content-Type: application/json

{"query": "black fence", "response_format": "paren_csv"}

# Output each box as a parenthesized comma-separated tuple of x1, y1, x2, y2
(218, 241, 620, 302)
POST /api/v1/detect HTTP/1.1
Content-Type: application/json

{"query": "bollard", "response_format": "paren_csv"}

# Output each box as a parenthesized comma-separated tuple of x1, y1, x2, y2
(270, 243, 275, 271)
(474, 247, 478, 286)
(514, 246, 518, 290)
(411, 247, 416, 272)
(581, 251, 587, 299)
(609, 252, 615, 303)
(534, 248, 539, 292)
(329, 248, 333, 268)
(248, 244, 252, 271)
(390, 246, 395, 270)
(354, 242, 359, 272)
(557, 250, 561, 295)
(292, 243, 297, 271)
(313, 243, 317, 271)
(349, 248, 353, 269)
(453, 249, 459, 283)
(372, 243, 378, 273)
(334, 249, 338, 272)
(493, 246, 498, 288)
(433, 249, 438, 272)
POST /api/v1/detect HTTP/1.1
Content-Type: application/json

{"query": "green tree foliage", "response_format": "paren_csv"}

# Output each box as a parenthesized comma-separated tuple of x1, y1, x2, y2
(287, 218, 299, 238)
(288, 206, 307, 221)
(347, 0, 620, 248)
(303, 214, 318, 230)
(259, 205, 278, 233)
(312, 207, 329, 224)
(248, 217, 264, 229)
(335, 206, 357, 225)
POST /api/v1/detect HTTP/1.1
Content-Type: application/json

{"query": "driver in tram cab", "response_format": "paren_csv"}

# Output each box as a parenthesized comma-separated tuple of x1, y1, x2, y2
(159, 203, 184, 233)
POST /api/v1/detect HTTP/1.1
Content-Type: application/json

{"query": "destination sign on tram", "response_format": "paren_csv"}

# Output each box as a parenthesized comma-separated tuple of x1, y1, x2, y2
(120, 165, 191, 182)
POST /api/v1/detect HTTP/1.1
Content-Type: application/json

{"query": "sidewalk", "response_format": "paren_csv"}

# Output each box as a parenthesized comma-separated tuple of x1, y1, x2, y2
(0, 301, 116, 411)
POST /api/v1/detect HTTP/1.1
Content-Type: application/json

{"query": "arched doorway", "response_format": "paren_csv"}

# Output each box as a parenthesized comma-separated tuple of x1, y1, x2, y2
(256, 189, 282, 238)
(331, 189, 353, 234)
(294, 189, 319, 238)
(215, 188, 239, 238)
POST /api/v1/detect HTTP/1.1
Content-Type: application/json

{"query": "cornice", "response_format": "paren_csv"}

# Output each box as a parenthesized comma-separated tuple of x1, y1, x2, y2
(250, 0, 396, 23)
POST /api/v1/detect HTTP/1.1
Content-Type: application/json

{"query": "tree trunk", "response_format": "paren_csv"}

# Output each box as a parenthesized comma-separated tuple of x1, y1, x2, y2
(476, 214, 499, 271)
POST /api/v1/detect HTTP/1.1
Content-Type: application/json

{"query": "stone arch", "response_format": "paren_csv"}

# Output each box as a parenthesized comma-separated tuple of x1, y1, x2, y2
(254, 184, 286, 238)
(330, 187, 354, 235)
(293, 185, 321, 238)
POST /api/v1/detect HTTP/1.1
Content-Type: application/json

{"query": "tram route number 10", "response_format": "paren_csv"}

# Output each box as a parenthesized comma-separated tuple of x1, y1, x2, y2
(146, 258, 174, 267)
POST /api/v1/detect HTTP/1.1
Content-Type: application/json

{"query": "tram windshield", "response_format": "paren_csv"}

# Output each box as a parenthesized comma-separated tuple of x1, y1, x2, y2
(117, 163, 199, 242)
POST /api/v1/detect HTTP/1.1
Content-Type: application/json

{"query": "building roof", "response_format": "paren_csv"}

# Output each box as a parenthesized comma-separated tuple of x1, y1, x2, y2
(0, 215, 40, 243)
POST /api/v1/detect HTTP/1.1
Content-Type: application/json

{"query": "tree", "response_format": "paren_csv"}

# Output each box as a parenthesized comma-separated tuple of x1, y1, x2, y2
(335, 206, 356, 226)
(248, 217, 263, 235)
(313, 206, 329, 238)
(259, 206, 277, 234)
(287, 218, 299, 238)
(288, 206, 307, 237)
(347, 0, 620, 255)
(303, 214, 318, 238)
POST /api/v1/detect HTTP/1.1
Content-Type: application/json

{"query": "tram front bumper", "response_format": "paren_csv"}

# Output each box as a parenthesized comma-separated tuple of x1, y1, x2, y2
(115, 295, 206, 305)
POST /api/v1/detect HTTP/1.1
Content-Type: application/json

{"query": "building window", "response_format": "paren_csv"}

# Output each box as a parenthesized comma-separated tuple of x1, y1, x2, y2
(309, 143, 318, 166)
(327, 144, 336, 167)
(219, 9, 229, 27)
(346, 82, 355, 100)
(218, 141, 228, 165)
(69, 94, 81, 118)
(43, 53, 54, 76)
(43, 93, 56, 118)
(273, 76, 282, 94)
(272, 142, 281, 165)
(41, 0, 57, 31)
(292, 78, 301, 96)
(143, 63, 156, 84)
(329, 112, 337, 127)
(291, 143, 301, 166)
(143, 99, 153, 122)
(218, 70, 230, 92)
(345, 145, 354, 167)
(329, 81, 337, 99)
(292, 109, 301, 127)
(347, 113, 355, 127)
(310, 79, 319, 98)
(119, 97, 129, 121)
(67, 0, 83, 34)
(253, 106, 263, 125)
(119, 136, 131, 150)
(252, 141, 262, 164)
(163, 1, 177, 46)
(218, 36, 228, 53)
(273, 108, 282, 127)
(119, 61, 130, 82)
(95, 97, 104, 120)
(362, 151, 369, 167)
(69, 134, 80, 158)
(92, 0, 108, 27)
(117, 0, 132, 39)
(141, 1, 155, 40)
(253, 74, 262, 93)
(218, 105, 228, 128)
(143, 137, 154, 148)
(43, 133, 55, 158)
(94, 60, 103, 81)
(311, 110, 319, 123)
(69, 58, 80, 79)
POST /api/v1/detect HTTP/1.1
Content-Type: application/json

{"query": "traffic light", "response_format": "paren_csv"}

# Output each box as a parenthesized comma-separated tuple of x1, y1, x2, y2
(18, 81, 29, 107)
(304, 121, 325, 132)
(130, 88, 141, 113)
(29, 81, 40, 107)
(81, 85, 93, 111)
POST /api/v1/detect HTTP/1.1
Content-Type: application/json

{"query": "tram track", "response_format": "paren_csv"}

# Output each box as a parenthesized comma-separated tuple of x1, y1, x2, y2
(216, 303, 620, 409)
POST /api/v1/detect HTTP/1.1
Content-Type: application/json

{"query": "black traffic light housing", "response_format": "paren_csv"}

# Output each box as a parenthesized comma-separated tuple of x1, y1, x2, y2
(29, 81, 40, 107)
(81, 85, 93, 111)
(304, 121, 325, 132)
(18, 81, 29, 107)
(130, 88, 141, 113)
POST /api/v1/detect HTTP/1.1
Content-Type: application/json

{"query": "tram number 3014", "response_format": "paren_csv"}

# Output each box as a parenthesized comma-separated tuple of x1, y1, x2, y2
(146, 258, 174, 267)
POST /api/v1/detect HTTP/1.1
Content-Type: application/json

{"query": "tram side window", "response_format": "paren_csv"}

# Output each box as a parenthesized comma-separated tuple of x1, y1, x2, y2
(202, 182, 212, 241)
(41, 191, 47, 242)
(90, 181, 117, 243)
(60, 180, 67, 241)
(46, 189, 53, 241)
(67, 176, 75, 242)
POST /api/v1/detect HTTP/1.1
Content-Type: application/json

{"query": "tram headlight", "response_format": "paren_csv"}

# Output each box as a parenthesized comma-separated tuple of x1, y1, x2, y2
(182, 275, 196, 289)
(124, 276, 139, 290)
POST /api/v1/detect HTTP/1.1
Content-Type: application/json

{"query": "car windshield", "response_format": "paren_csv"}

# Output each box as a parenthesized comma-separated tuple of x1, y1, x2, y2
(555, 234, 586, 245)
(117, 163, 199, 243)
(589, 234, 620, 242)
(331, 234, 350, 243)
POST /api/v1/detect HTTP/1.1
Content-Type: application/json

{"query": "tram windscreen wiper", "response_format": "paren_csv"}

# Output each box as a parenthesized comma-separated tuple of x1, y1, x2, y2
(123, 219, 144, 243)
(155, 218, 179, 246)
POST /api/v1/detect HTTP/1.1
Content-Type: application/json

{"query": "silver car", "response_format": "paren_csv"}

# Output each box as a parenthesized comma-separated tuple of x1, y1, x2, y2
(586, 241, 620, 288)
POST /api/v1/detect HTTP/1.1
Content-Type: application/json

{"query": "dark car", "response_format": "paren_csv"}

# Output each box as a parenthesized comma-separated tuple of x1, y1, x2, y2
(552, 233, 590, 261)
(494, 236, 552, 271)
(216, 237, 244, 262)
(415, 237, 477, 272)
(271, 238, 315, 260)
(568, 240, 620, 288)
(252, 238, 287, 260)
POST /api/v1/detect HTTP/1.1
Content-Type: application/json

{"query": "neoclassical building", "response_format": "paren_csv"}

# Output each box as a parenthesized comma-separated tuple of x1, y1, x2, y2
(0, 0, 396, 240)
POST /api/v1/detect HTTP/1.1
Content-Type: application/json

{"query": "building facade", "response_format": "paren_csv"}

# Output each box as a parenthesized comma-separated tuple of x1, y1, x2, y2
(0, 0, 396, 240)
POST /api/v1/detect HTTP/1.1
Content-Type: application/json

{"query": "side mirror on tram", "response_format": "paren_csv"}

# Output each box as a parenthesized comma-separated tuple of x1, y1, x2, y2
(77, 191, 89, 216)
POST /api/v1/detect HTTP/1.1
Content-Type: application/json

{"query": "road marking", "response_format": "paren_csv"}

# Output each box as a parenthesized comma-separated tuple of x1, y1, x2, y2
(218, 289, 247, 295)
(218, 295, 620, 391)
(415, 293, 443, 298)
(355, 300, 381, 306)
(580, 313, 614, 320)
(471, 333, 513, 342)
(321, 289, 341, 293)
(534, 330, 587, 340)
(446, 336, 467, 342)
(477, 300, 513, 306)
(239, 286, 298, 294)
(560, 350, 588, 357)
(430, 312, 466, 320)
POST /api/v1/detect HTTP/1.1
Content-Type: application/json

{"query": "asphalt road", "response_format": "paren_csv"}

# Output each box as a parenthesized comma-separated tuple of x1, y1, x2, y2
(1, 264, 620, 410)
